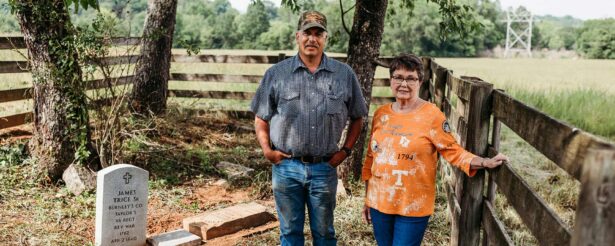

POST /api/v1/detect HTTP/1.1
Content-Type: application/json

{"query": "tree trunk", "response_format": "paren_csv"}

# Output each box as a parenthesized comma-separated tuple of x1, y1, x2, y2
(340, 0, 389, 182)
(14, 1, 98, 180)
(130, 0, 178, 116)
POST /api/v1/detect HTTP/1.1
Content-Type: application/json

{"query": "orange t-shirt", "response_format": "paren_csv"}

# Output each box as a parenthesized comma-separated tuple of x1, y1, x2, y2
(362, 102, 477, 217)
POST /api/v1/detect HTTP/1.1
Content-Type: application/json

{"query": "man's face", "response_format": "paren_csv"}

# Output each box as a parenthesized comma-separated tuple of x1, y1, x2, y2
(296, 27, 327, 58)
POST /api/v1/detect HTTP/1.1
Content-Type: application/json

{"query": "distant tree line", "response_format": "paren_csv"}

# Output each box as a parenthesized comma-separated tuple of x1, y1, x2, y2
(0, 0, 613, 58)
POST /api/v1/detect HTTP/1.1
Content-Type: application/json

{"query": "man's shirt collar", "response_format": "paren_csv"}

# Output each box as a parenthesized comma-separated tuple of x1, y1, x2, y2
(292, 53, 333, 73)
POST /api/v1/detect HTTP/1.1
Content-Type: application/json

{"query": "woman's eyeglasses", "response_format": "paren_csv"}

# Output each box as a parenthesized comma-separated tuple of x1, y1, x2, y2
(391, 76, 420, 85)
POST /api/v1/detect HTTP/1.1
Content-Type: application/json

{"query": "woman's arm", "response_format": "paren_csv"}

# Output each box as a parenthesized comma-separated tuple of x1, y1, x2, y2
(469, 153, 509, 170)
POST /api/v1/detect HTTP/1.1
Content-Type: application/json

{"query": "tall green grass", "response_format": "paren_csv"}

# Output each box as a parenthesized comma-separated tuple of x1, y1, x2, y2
(506, 87, 615, 140)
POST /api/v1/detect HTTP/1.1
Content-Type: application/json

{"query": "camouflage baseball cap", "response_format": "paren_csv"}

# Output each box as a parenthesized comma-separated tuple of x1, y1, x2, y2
(297, 11, 327, 32)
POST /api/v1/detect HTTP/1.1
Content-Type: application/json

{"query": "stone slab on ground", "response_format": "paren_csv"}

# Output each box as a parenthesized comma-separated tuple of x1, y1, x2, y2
(182, 202, 276, 240)
(336, 179, 347, 198)
(62, 163, 96, 195)
(147, 229, 201, 246)
(206, 221, 279, 246)
(215, 161, 254, 182)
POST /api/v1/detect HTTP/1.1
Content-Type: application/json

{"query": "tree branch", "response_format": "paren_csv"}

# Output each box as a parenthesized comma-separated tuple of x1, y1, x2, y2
(339, 0, 354, 35)
(373, 58, 389, 68)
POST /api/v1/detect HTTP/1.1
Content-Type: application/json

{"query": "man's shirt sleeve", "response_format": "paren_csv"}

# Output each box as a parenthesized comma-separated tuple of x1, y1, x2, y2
(347, 69, 369, 119)
(250, 70, 276, 121)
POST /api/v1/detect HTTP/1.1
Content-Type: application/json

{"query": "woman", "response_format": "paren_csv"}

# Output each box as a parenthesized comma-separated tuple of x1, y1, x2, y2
(361, 54, 508, 246)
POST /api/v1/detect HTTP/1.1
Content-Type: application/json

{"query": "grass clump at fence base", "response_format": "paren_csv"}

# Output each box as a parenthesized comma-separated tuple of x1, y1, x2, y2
(505, 87, 615, 140)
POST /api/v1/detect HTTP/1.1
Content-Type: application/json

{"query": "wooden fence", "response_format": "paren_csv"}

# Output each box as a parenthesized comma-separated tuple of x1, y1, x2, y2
(1, 36, 614, 245)
(427, 59, 615, 245)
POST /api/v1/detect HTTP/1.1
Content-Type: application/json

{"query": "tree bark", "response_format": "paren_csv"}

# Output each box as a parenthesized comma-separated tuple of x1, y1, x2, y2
(14, 1, 98, 180)
(340, 0, 389, 182)
(130, 0, 178, 116)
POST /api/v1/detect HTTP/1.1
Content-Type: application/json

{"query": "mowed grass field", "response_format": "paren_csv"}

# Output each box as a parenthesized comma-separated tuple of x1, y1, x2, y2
(1, 49, 615, 245)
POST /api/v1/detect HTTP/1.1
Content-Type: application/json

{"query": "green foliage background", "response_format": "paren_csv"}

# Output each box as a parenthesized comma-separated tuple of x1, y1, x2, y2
(0, 0, 614, 58)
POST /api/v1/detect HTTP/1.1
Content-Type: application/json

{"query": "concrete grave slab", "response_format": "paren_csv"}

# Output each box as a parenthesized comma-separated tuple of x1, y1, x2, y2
(147, 229, 201, 246)
(182, 202, 276, 240)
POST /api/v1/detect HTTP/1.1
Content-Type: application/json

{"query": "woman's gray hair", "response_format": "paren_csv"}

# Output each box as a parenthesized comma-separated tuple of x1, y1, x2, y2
(389, 54, 423, 82)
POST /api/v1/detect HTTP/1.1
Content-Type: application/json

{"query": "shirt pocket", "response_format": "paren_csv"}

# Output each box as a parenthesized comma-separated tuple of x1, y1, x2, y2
(278, 91, 300, 117)
(326, 92, 345, 115)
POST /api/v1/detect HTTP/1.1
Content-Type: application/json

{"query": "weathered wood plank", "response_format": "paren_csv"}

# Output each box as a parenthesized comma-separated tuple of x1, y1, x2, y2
(0, 88, 30, 103)
(449, 76, 472, 102)
(0, 36, 140, 49)
(168, 90, 396, 105)
(457, 81, 491, 246)
(87, 76, 134, 90)
(493, 89, 614, 181)
(0, 76, 133, 104)
(572, 148, 615, 245)
(445, 181, 461, 246)
(1, 56, 136, 73)
(172, 54, 283, 64)
(0, 37, 26, 49)
(370, 97, 395, 105)
(169, 90, 255, 100)
(488, 147, 572, 245)
(170, 73, 263, 83)
(91, 55, 139, 66)
(0, 113, 32, 130)
(482, 200, 514, 246)
(419, 57, 432, 100)
(372, 78, 390, 86)
(0, 61, 28, 73)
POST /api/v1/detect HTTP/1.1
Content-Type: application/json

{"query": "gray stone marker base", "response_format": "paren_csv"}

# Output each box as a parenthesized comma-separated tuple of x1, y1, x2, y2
(215, 162, 254, 182)
(182, 202, 276, 240)
(147, 229, 201, 246)
(336, 179, 348, 198)
(63, 163, 96, 195)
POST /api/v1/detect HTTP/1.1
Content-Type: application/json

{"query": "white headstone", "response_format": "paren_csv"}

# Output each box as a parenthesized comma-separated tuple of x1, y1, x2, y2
(95, 164, 149, 246)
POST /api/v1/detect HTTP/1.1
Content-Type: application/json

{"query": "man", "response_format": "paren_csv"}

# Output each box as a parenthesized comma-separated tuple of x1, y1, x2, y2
(250, 11, 368, 246)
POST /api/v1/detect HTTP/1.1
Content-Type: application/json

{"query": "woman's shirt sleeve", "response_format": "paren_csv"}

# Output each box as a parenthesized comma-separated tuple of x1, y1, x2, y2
(428, 111, 477, 177)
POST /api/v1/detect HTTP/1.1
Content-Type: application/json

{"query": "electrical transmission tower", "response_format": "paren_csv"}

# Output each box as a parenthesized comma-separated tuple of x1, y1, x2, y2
(504, 8, 533, 58)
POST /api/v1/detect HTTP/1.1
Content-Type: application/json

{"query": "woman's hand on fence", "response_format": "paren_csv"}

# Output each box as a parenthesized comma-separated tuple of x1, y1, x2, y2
(483, 153, 509, 169)
(265, 150, 291, 164)
(362, 204, 372, 224)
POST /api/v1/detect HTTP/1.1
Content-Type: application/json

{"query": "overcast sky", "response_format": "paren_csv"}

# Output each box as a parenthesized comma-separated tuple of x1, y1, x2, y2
(229, 0, 615, 20)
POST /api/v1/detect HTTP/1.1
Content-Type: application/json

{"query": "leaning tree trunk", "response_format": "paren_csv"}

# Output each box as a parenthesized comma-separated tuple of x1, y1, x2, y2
(14, 1, 98, 180)
(340, 0, 389, 182)
(130, 0, 178, 116)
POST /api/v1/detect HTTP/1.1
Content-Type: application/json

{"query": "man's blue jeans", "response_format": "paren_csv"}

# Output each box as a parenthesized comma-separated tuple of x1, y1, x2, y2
(272, 158, 338, 246)
(370, 207, 430, 246)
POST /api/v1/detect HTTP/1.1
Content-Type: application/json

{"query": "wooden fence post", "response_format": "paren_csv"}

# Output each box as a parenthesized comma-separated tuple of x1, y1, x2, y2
(483, 112, 501, 246)
(433, 65, 447, 109)
(571, 148, 615, 245)
(458, 79, 493, 246)
(420, 57, 432, 100)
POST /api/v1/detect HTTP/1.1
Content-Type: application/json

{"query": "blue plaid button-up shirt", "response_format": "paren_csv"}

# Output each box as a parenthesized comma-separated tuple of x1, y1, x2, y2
(250, 53, 368, 157)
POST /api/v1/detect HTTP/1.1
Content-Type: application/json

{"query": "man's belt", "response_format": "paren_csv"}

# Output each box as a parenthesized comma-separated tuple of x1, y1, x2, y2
(292, 155, 332, 164)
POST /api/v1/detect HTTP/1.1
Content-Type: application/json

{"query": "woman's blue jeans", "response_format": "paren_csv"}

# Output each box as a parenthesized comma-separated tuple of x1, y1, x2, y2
(272, 158, 338, 246)
(370, 207, 430, 246)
